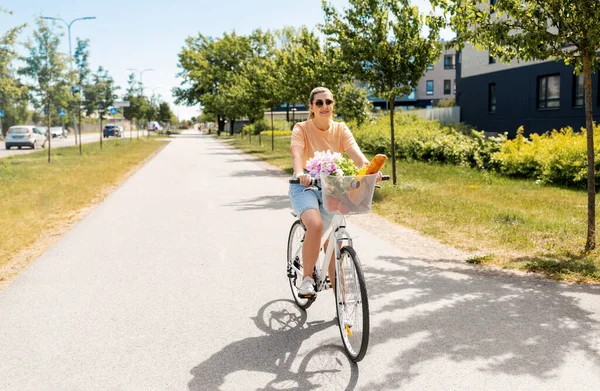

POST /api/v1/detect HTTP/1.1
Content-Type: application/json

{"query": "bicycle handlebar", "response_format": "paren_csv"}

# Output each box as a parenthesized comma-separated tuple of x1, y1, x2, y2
(289, 175, 390, 185)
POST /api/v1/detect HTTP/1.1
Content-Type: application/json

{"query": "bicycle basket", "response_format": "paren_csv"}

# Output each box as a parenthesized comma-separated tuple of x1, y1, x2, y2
(321, 174, 378, 215)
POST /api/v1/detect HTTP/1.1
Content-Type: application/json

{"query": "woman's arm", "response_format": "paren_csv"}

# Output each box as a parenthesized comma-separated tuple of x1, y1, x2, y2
(291, 146, 306, 176)
(346, 144, 383, 183)
(346, 144, 370, 169)
(291, 145, 311, 186)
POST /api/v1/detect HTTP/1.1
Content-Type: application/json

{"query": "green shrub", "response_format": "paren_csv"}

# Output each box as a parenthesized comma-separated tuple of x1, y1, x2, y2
(259, 130, 292, 136)
(492, 124, 600, 187)
(243, 119, 292, 135)
(350, 114, 502, 170)
(436, 98, 456, 107)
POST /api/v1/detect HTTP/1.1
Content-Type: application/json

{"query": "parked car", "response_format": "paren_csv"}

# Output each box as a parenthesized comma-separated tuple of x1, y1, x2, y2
(147, 121, 163, 131)
(49, 126, 67, 138)
(103, 124, 123, 138)
(5, 125, 47, 150)
(37, 126, 48, 137)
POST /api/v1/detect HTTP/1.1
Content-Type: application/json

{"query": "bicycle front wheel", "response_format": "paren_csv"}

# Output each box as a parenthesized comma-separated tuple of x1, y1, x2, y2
(287, 220, 312, 309)
(336, 246, 370, 362)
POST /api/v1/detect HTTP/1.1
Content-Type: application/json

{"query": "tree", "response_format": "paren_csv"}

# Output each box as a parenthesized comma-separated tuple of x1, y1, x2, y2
(335, 83, 373, 127)
(235, 29, 277, 124)
(430, 0, 600, 250)
(174, 32, 252, 135)
(276, 26, 346, 123)
(82, 66, 118, 146)
(322, 0, 444, 184)
(73, 37, 90, 149)
(123, 73, 148, 133)
(19, 18, 70, 162)
(158, 101, 174, 125)
(0, 9, 27, 136)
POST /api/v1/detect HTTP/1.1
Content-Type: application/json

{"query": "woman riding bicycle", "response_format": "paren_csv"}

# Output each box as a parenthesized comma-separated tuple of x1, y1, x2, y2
(289, 86, 382, 297)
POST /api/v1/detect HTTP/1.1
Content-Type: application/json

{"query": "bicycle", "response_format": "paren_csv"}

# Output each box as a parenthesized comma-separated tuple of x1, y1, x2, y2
(287, 173, 389, 362)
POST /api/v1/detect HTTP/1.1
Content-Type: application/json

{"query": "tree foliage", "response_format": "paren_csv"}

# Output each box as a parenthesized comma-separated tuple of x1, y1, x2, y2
(0, 9, 27, 135)
(19, 18, 70, 126)
(321, 0, 444, 184)
(430, 0, 600, 250)
(335, 83, 373, 127)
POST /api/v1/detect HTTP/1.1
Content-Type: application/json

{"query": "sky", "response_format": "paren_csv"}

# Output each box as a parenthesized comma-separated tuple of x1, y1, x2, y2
(2, 0, 454, 120)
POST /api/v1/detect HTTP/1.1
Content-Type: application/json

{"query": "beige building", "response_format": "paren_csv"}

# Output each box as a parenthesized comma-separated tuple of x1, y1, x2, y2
(366, 46, 458, 109)
(416, 47, 457, 104)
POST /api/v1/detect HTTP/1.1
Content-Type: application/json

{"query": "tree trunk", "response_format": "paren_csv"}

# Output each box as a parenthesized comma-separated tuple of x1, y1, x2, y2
(229, 118, 235, 136)
(100, 114, 103, 149)
(78, 106, 82, 155)
(47, 101, 52, 163)
(389, 98, 397, 185)
(217, 116, 224, 135)
(583, 54, 596, 251)
(286, 103, 290, 122)
(271, 104, 275, 151)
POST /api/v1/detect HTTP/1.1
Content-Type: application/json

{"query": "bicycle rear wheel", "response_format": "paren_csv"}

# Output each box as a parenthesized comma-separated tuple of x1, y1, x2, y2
(335, 246, 370, 362)
(287, 220, 313, 309)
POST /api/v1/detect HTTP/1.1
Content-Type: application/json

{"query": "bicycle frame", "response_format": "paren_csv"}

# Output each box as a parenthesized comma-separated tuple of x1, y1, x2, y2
(292, 214, 353, 293)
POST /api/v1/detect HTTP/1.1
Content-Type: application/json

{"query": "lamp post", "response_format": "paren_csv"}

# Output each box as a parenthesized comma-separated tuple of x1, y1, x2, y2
(42, 16, 96, 147)
(127, 68, 154, 137)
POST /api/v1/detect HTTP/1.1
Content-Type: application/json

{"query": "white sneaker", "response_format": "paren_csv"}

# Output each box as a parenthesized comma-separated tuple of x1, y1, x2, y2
(298, 277, 316, 297)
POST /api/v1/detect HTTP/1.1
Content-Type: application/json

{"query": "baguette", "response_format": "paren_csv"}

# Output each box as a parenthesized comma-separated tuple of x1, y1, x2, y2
(365, 154, 387, 174)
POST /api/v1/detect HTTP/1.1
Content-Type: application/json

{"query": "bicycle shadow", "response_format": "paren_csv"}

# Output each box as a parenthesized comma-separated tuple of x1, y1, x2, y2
(224, 195, 291, 211)
(188, 299, 358, 390)
(359, 255, 600, 389)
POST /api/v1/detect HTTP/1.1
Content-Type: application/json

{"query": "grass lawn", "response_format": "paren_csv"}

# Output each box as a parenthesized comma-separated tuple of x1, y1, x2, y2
(0, 138, 168, 275)
(216, 132, 600, 284)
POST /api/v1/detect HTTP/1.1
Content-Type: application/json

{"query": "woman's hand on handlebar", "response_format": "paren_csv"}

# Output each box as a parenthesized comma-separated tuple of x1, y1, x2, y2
(376, 171, 383, 183)
(295, 173, 312, 187)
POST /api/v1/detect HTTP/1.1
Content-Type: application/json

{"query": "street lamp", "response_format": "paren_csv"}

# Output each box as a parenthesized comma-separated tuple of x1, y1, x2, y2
(126, 68, 154, 90)
(42, 16, 96, 148)
(144, 86, 163, 105)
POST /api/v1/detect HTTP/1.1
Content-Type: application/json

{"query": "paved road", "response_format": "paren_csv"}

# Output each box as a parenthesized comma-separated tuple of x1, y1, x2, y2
(1, 130, 600, 390)
(0, 130, 149, 159)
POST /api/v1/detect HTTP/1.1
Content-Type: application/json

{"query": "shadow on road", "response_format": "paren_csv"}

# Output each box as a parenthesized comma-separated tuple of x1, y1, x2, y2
(189, 300, 358, 390)
(224, 195, 291, 211)
(359, 255, 600, 389)
(228, 169, 288, 178)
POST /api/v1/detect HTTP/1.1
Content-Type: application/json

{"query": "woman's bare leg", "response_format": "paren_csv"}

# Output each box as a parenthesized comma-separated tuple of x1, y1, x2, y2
(300, 209, 323, 279)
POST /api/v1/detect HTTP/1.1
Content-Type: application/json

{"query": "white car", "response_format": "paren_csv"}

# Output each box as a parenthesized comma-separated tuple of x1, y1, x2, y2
(147, 121, 163, 131)
(49, 126, 67, 138)
(5, 125, 47, 150)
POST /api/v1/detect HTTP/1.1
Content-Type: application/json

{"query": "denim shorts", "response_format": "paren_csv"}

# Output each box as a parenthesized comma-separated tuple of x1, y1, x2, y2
(289, 183, 332, 233)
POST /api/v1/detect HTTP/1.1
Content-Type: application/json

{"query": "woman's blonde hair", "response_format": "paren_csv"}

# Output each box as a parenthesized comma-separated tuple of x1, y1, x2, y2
(308, 87, 333, 120)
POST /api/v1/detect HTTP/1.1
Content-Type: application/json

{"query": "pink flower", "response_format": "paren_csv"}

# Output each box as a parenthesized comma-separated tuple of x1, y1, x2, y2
(305, 150, 343, 178)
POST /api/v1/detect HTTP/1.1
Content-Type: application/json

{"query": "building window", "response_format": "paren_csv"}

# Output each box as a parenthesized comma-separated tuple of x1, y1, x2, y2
(453, 79, 456, 94)
(444, 80, 451, 95)
(426, 80, 434, 95)
(574, 73, 584, 108)
(427, 64, 434, 70)
(489, 55, 496, 64)
(489, 83, 496, 113)
(444, 55, 455, 69)
(538, 74, 560, 109)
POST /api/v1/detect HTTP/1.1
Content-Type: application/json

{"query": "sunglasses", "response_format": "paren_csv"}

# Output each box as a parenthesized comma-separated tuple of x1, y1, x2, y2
(314, 99, 334, 108)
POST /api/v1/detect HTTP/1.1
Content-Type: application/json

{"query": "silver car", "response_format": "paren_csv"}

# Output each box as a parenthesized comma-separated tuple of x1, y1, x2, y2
(5, 125, 47, 150)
